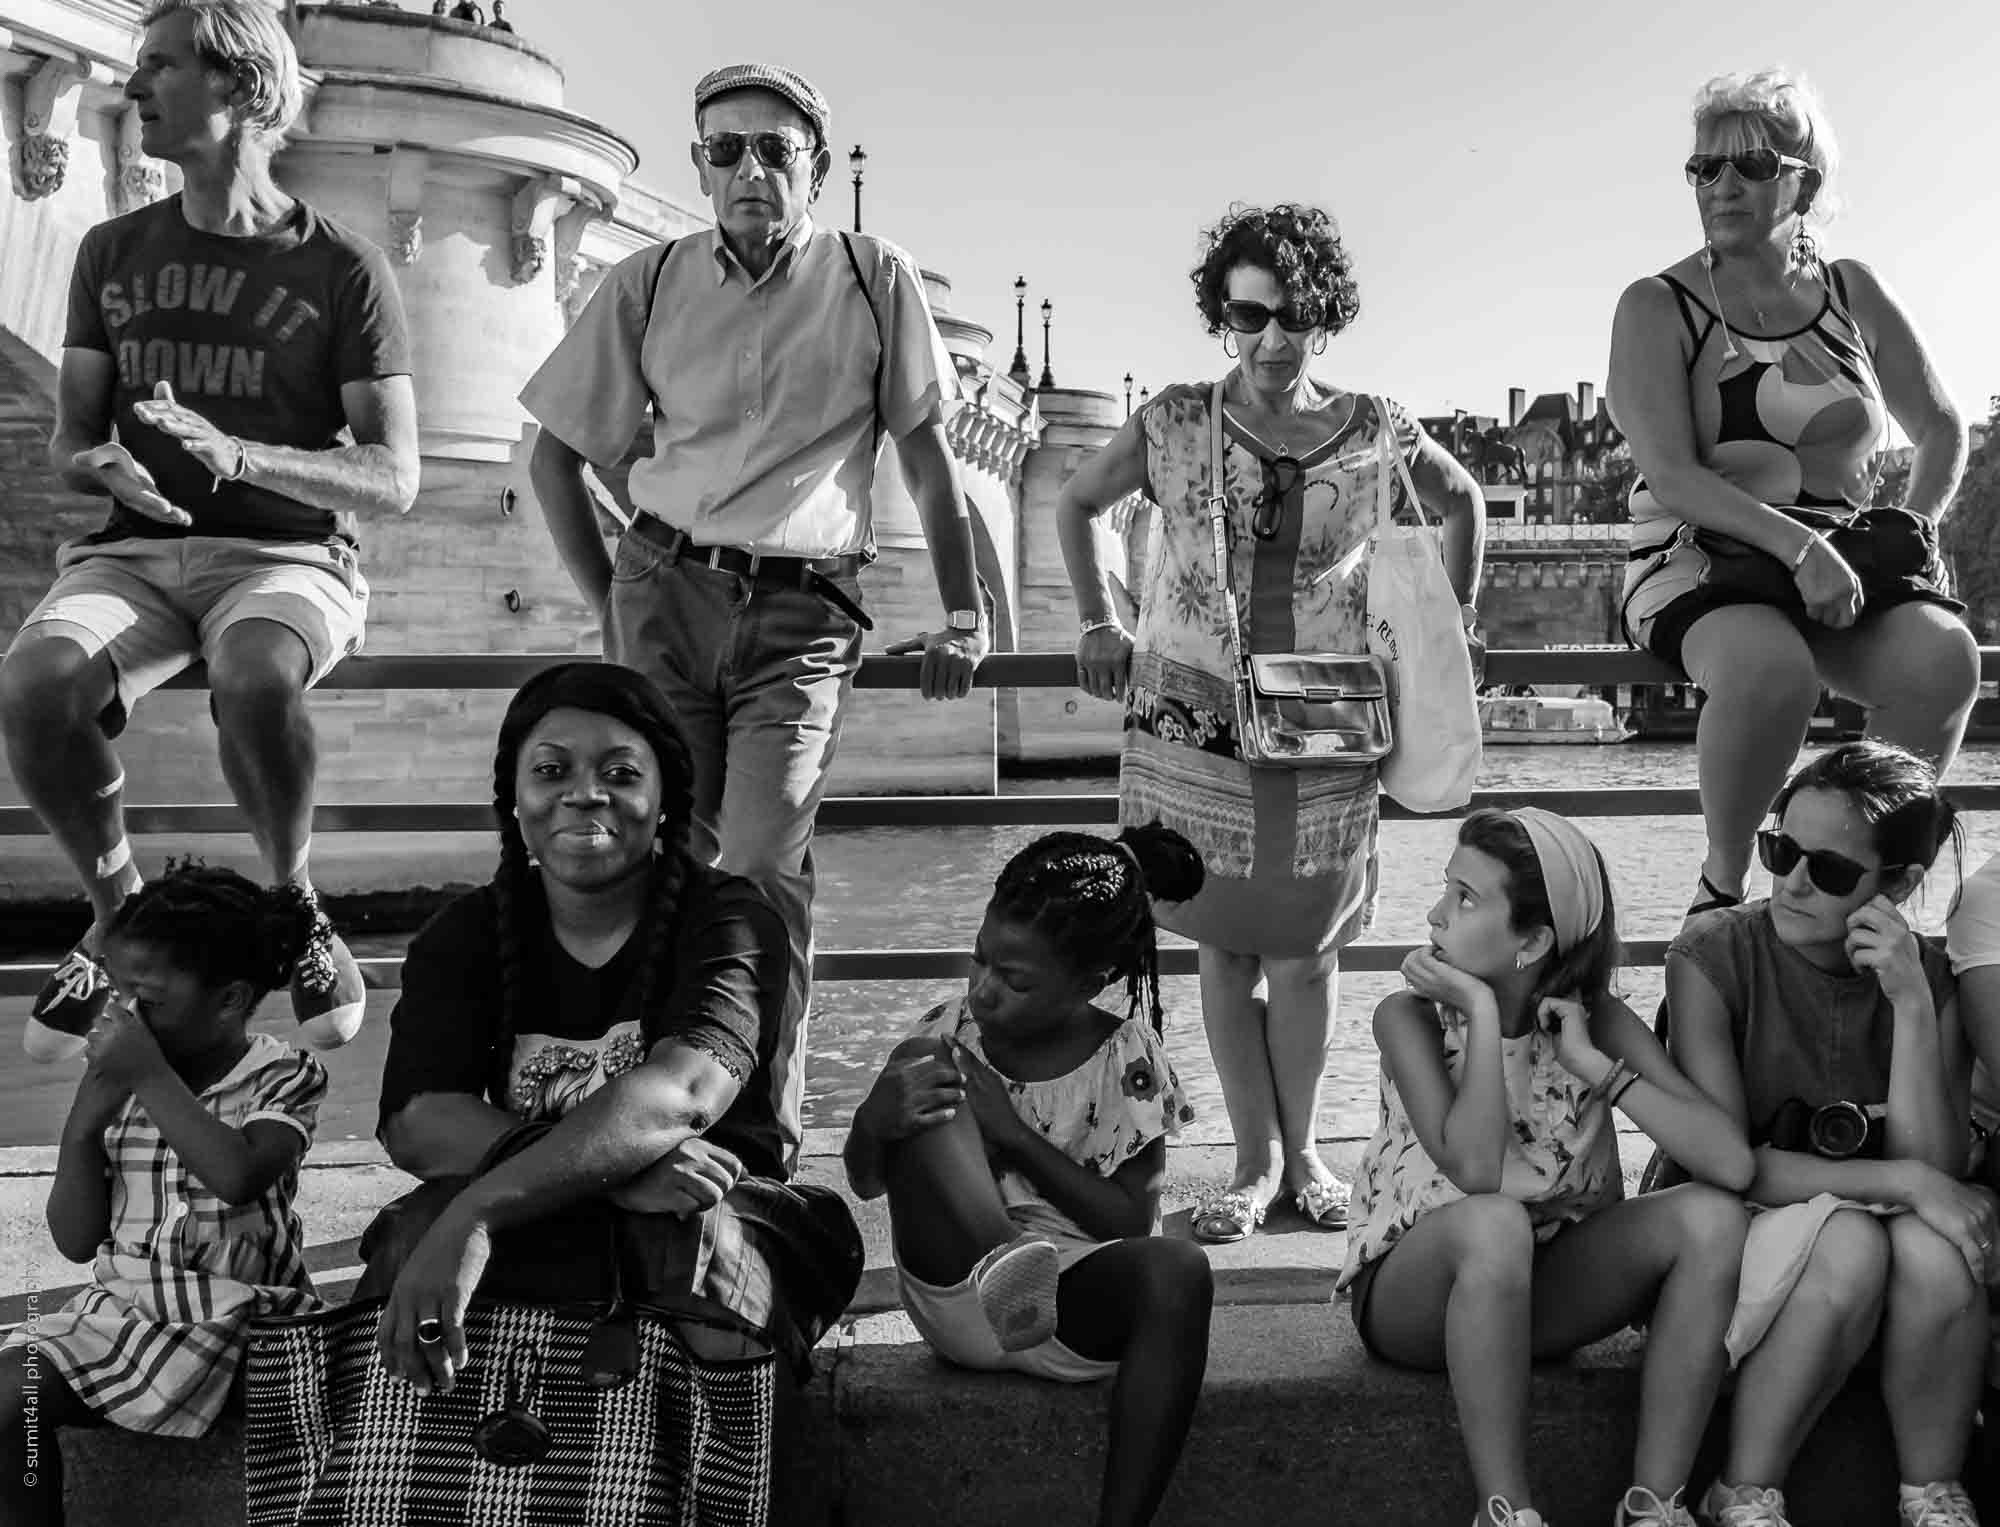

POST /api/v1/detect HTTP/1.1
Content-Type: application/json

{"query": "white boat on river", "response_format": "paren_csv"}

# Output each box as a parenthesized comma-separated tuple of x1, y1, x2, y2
(1479, 692, 1631, 746)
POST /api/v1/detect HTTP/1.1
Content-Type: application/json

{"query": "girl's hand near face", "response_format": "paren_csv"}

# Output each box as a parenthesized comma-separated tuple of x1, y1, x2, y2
(1846, 895, 1930, 1011)
(948, 1040, 1033, 1158)
(1400, 947, 1498, 1021)
(1542, 995, 1612, 1087)
(84, 999, 171, 1088)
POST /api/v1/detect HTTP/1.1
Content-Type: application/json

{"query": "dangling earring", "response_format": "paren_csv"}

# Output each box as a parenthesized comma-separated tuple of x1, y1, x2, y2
(1312, 333, 1328, 356)
(1513, 951, 1529, 971)
(1790, 221, 1819, 274)
(1222, 332, 1239, 359)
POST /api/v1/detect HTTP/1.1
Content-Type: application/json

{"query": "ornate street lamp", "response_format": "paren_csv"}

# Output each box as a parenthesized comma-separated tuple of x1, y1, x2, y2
(1038, 298, 1055, 390)
(1007, 276, 1031, 387)
(848, 145, 866, 233)
(1124, 373, 1134, 419)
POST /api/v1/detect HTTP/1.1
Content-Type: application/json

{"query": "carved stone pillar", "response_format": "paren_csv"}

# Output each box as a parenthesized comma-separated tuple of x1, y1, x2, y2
(510, 175, 577, 286)
(13, 55, 104, 200)
(386, 146, 428, 264)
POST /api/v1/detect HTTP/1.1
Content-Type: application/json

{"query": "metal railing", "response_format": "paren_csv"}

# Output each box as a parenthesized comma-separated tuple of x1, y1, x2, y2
(5, 647, 1999, 995)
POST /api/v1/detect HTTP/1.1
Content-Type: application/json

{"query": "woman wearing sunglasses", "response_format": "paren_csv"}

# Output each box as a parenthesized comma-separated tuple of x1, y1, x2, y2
(1607, 69, 1974, 937)
(1057, 202, 1485, 1244)
(1660, 740, 1992, 1527)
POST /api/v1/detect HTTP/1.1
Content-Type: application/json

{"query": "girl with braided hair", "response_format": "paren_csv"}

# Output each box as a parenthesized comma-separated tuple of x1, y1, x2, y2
(843, 823, 1212, 1527)
(0, 863, 326, 1524)
(362, 662, 860, 1412)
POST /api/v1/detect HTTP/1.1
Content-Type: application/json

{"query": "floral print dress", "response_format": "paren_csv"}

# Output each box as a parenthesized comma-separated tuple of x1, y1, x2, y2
(907, 996, 1196, 1269)
(1337, 1001, 1623, 1290)
(1121, 380, 1422, 956)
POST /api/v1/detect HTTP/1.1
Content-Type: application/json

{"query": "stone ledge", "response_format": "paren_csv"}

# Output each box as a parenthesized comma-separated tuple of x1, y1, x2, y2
(54, 1305, 1918, 1525)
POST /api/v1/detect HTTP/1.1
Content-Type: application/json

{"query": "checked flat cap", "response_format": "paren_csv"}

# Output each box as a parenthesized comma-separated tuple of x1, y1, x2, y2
(693, 63, 829, 145)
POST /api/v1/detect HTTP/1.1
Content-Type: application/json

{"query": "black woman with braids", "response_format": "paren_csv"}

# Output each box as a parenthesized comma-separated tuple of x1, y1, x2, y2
(360, 662, 861, 1409)
(843, 824, 1213, 1527)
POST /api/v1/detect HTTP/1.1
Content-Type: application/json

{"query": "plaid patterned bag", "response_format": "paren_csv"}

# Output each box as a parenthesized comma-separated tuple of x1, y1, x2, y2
(243, 1293, 775, 1526)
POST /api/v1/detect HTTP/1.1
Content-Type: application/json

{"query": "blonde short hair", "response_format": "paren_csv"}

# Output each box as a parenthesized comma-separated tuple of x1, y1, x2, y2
(1691, 68, 1840, 224)
(143, 0, 303, 139)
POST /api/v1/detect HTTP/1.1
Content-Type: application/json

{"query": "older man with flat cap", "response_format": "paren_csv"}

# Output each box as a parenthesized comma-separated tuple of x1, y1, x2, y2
(520, 61, 987, 1163)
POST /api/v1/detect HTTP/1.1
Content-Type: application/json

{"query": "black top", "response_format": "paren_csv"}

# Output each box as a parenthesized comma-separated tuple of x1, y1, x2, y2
(64, 194, 412, 546)
(376, 862, 790, 1180)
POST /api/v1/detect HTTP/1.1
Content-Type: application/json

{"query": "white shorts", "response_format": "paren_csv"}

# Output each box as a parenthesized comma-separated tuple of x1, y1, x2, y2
(897, 1246, 1119, 1385)
(11, 534, 367, 735)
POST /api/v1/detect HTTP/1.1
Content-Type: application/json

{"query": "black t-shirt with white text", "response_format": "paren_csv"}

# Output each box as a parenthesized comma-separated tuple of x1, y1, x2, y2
(63, 195, 411, 546)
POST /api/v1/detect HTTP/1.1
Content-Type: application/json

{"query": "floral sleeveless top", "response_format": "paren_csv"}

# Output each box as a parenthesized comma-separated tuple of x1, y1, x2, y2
(1337, 1001, 1623, 1288)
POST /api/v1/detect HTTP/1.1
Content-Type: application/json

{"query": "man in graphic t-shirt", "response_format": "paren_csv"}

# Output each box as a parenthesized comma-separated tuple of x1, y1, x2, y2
(0, 0, 419, 1062)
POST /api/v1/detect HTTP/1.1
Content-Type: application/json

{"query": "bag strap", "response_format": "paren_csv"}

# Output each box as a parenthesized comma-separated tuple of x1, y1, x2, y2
(837, 230, 887, 452)
(1372, 396, 1435, 534)
(1207, 379, 1248, 680)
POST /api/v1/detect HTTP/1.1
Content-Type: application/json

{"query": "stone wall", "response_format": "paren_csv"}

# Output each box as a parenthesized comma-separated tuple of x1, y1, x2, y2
(1477, 550, 1625, 649)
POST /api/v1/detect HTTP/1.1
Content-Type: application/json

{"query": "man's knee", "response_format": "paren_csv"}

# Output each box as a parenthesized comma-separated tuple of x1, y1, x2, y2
(0, 637, 105, 739)
(206, 638, 310, 716)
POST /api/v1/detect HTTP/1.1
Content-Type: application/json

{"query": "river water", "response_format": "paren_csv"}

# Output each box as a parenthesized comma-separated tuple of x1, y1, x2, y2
(6, 742, 2000, 1149)
(805, 741, 2000, 1142)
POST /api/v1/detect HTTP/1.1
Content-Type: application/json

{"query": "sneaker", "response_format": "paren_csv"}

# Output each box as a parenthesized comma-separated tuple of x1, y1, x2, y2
(1699, 1481, 1791, 1527)
(25, 946, 111, 1063)
(1481, 1498, 1545, 1527)
(1900, 1482, 1980, 1527)
(1618, 1484, 1696, 1527)
(290, 893, 366, 1051)
(969, 1232, 1060, 1353)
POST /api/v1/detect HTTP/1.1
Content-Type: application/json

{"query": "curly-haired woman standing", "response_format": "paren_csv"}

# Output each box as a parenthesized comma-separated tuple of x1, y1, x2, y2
(1059, 204, 1486, 1242)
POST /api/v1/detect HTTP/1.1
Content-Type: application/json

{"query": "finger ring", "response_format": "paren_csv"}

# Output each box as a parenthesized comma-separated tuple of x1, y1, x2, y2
(416, 1319, 445, 1346)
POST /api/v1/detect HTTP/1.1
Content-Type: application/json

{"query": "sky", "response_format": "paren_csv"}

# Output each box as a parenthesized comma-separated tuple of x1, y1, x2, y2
(529, 0, 1998, 428)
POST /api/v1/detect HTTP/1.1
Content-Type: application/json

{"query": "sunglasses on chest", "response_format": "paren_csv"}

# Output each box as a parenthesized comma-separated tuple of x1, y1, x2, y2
(1756, 829, 1884, 897)
(1684, 147, 1811, 187)
(698, 132, 809, 171)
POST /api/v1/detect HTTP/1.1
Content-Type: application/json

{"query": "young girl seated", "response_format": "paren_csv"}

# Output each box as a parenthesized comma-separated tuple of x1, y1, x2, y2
(1665, 742, 1992, 1527)
(1338, 807, 1755, 1527)
(844, 825, 1212, 1527)
(0, 865, 327, 1526)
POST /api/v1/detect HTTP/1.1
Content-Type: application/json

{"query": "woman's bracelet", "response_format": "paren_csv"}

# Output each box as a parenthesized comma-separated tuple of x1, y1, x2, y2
(1788, 532, 1820, 573)
(1608, 1070, 1642, 1111)
(1077, 617, 1125, 640)
(1595, 1057, 1631, 1102)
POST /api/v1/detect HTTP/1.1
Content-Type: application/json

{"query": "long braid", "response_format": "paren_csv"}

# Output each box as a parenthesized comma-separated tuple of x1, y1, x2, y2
(632, 812, 693, 1031)
(490, 804, 534, 1089)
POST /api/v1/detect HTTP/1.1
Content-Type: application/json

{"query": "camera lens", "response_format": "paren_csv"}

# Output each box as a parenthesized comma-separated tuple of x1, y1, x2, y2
(1809, 1101, 1870, 1160)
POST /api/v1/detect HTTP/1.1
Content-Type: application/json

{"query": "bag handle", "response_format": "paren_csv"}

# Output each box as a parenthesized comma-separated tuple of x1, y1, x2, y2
(1207, 379, 1249, 684)
(1372, 396, 1435, 535)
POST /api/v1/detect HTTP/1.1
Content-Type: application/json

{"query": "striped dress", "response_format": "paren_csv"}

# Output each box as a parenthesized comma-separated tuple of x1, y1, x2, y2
(5, 1033, 327, 1436)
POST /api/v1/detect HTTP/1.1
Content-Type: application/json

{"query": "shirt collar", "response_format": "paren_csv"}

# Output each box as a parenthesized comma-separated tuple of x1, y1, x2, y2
(711, 214, 816, 288)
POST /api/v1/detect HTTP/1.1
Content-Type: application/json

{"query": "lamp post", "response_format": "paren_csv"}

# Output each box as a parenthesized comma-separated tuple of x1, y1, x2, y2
(848, 145, 866, 234)
(1123, 373, 1134, 419)
(1138, 386, 1150, 410)
(1038, 298, 1055, 390)
(1007, 276, 1031, 387)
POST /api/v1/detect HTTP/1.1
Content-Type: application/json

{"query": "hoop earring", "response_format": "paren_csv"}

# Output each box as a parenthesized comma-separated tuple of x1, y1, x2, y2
(1312, 333, 1327, 356)
(1222, 332, 1239, 359)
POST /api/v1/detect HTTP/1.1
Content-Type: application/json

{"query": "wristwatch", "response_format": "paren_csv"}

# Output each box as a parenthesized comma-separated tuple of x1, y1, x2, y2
(945, 609, 981, 633)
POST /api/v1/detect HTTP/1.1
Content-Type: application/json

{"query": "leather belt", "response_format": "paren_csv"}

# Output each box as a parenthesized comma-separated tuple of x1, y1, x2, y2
(631, 518, 874, 631)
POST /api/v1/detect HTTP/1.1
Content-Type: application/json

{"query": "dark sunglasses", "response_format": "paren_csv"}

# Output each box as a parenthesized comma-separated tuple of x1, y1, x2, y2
(698, 132, 808, 171)
(1756, 829, 1878, 898)
(1221, 299, 1323, 335)
(1684, 148, 1812, 187)
(1251, 456, 1303, 540)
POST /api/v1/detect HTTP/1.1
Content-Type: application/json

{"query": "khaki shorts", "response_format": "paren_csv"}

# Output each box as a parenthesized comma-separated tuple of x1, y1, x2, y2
(11, 534, 368, 735)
